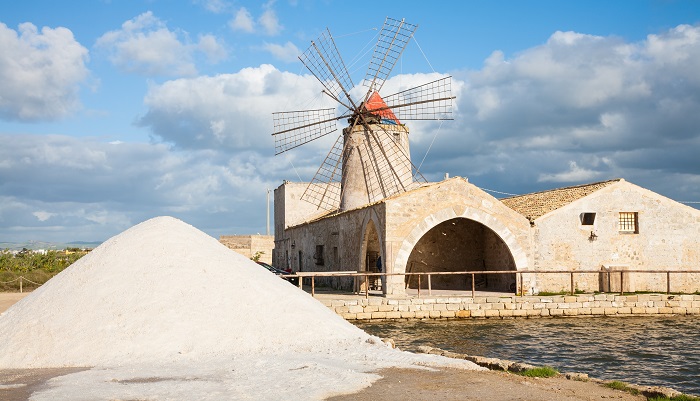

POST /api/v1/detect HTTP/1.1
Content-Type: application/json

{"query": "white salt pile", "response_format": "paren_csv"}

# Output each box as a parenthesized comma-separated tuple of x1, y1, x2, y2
(0, 216, 482, 400)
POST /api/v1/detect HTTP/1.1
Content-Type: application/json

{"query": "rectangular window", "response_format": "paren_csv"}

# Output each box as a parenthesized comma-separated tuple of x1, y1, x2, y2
(314, 245, 324, 265)
(619, 212, 639, 233)
(580, 212, 596, 225)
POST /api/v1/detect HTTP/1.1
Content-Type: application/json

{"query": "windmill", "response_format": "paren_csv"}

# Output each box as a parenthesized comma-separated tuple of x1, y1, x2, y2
(272, 17, 455, 212)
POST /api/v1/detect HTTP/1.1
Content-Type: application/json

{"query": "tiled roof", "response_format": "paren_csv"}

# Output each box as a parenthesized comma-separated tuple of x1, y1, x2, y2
(501, 179, 622, 220)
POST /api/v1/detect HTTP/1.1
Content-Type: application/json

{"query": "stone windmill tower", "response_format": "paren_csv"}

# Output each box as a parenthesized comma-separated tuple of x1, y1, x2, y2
(273, 17, 455, 212)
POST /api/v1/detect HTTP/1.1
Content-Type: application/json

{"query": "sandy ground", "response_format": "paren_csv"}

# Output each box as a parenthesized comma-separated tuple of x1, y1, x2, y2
(0, 366, 645, 401)
(0, 293, 30, 314)
(328, 368, 646, 401)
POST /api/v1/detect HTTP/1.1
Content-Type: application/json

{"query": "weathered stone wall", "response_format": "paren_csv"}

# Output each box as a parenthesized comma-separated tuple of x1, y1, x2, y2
(219, 235, 274, 264)
(321, 293, 700, 320)
(530, 181, 700, 294)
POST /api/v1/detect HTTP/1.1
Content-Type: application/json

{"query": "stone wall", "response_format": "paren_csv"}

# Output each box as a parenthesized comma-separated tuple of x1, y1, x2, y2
(321, 293, 700, 320)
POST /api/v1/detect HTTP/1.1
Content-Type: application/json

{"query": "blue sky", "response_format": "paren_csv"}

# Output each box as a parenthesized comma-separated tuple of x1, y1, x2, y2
(2, 0, 700, 243)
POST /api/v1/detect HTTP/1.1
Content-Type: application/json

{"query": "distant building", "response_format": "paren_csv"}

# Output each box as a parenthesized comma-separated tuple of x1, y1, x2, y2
(220, 235, 274, 264)
(273, 177, 700, 295)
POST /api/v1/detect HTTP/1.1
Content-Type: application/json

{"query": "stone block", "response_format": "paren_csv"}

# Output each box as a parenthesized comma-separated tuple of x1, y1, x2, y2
(672, 307, 687, 315)
(335, 306, 350, 313)
(549, 309, 564, 316)
(414, 311, 430, 319)
(579, 308, 592, 315)
(441, 311, 456, 318)
(423, 298, 436, 304)
(631, 307, 646, 314)
(617, 307, 632, 314)
(499, 310, 514, 317)
(604, 308, 618, 315)
(471, 309, 486, 317)
(658, 307, 673, 314)
(455, 310, 471, 318)
(386, 311, 403, 319)
(429, 310, 442, 318)
(326, 300, 339, 307)
(378, 305, 394, 312)
(433, 303, 447, 311)
(368, 298, 383, 306)
(557, 303, 570, 309)
(411, 298, 424, 305)
(563, 309, 579, 316)
(341, 313, 357, 320)
(446, 303, 461, 311)
(512, 310, 528, 317)
(364, 306, 379, 313)
(687, 307, 700, 314)
(645, 307, 659, 314)
(484, 309, 500, 317)
(591, 308, 605, 315)
(371, 312, 387, 319)
(401, 311, 416, 319)
(539, 309, 550, 316)
(564, 296, 578, 303)
(356, 312, 372, 320)
(347, 305, 364, 314)
(398, 305, 409, 312)
(448, 298, 462, 304)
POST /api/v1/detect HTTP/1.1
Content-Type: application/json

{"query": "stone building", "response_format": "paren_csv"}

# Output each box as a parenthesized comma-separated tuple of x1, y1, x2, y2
(273, 177, 700, 295)
(220, 235, 274, 264)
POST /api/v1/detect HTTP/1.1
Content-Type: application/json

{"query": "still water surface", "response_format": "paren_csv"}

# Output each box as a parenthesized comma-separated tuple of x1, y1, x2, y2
(355, 316, 700, 396)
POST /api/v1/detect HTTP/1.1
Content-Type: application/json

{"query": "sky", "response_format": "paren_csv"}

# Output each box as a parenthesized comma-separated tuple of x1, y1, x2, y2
(2, 0, 700, 243)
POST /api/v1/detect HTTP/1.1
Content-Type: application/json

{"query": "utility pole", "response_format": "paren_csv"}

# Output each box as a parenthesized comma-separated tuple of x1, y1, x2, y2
(266, 188, 271, 236)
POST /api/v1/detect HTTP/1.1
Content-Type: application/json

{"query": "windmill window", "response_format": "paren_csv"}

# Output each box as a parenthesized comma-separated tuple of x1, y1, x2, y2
(580, 212, 596, 225)
(619, 212, 639, 234)
(314, 245, 325, 265)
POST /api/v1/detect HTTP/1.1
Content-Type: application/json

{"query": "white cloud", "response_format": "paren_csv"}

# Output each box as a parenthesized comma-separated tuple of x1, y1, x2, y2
(262, 41, 299, 62)
(259, 9, 282, 36)
(196, 0, 230, 13)
(33, 211, 55, 222)
(538, 161, 600, 183)
(95, 12, 227, 77)
(0, 22, 89, 121)
(230, 7, 255, 33)
(138, 64, 337, 152)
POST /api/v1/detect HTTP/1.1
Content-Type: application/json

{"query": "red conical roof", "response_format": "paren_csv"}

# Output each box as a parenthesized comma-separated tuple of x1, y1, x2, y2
(364, 91, 400, 125)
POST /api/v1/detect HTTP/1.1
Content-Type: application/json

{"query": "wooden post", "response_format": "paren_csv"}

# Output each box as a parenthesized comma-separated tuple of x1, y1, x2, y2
(311, 276, 315, 297)
(365, 274, 369, 299)
(428, 274, 432, 296)
(519, 272, 523, 297)
(620, 271, 624, 295)
(667, 271, 671, 294)
(19, 276, 23, 293)
(298, 275, 303, 290)
(417, 275, 421, 299)
(471, 273, 475, 298)
(570, 272, 575, 295)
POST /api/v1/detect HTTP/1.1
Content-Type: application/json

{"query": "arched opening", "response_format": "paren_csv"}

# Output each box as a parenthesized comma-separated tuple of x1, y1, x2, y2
(405, 217, 516, 292)
(360, 219, 382, 291)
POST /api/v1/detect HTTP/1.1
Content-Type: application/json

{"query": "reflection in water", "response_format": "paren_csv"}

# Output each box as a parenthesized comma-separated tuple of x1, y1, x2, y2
(354, 316, 700, 396)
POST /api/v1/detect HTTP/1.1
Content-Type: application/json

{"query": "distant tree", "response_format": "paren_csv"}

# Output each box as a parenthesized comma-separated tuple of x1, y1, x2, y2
(251, 251, 265, 262)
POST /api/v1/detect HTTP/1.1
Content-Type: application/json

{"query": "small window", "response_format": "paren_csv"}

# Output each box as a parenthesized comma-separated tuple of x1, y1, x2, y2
(619, 212, 639, 234)
(580, 212, 596, 226)
(314, 245, 324, 265)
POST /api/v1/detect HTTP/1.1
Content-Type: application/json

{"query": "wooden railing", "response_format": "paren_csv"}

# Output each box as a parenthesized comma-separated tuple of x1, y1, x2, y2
(286, 269, 700, 298)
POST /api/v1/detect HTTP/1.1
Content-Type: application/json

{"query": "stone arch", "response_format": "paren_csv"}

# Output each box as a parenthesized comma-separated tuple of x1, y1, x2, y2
(358, 210, 384, 292)
(391, 206, 528, 293)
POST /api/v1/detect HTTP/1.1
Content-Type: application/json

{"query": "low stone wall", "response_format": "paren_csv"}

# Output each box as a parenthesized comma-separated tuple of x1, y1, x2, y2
(320, 293, 700, 320)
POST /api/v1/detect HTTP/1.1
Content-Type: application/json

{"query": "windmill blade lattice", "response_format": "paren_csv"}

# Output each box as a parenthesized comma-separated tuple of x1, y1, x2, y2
(300, 134, 345, 211)
(383, 76, 455, 121)
(272, 108, 340, 155)
(299, 28, 356, 109)
(363, 17, 418, 94)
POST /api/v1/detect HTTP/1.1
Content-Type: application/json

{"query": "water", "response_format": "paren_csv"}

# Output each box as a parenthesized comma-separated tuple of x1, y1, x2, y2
(354, 316, 700, 396)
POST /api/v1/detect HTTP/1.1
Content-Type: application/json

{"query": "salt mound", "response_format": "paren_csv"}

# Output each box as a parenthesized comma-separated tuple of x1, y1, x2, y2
(0, 216, 371, 368)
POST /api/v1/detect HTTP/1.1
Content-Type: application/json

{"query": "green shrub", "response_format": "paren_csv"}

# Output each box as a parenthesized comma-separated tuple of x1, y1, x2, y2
(516, 366, 558, 378)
